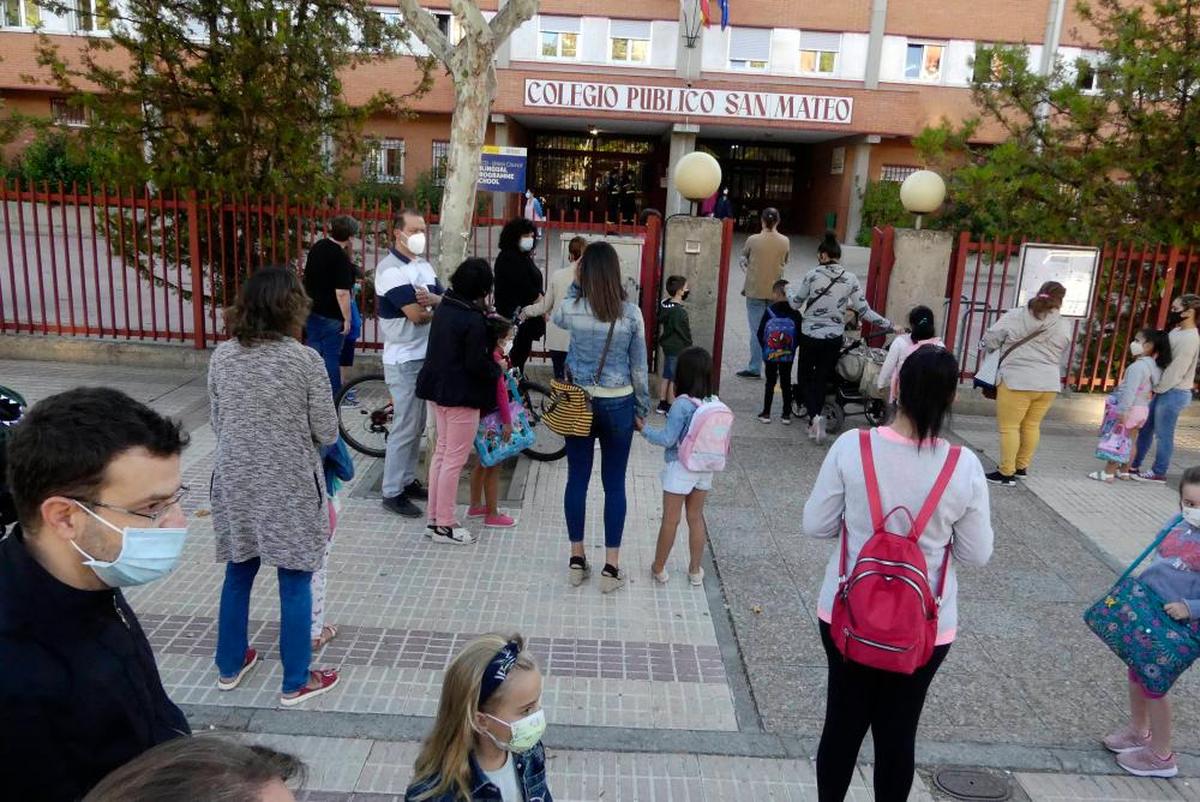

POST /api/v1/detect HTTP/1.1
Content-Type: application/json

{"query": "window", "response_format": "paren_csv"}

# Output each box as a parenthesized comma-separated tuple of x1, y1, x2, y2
(539, 16, 579, 59)
(972, 45, 1005, 84)
(1077, 59, 1101, 93)
(365, 138, 405, 184)
(431, 140, 450, 187)
(1, 0, 39, 27)
(729, 27, 770, 71)
(880, 164, 919, 183)
(799, 32, 839, 75)
(609, 20, 650, 64)
(76, 0, 110, 32)
(905, 41, 944, 81)
(50, 97, 89, 127)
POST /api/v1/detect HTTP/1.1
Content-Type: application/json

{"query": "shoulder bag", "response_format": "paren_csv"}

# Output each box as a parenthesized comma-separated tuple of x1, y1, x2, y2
(544, 321, 616, 437)
(1083, 515, 1200, 695)
(803, 272, 845, 314)
(973, 325, 1049, 400)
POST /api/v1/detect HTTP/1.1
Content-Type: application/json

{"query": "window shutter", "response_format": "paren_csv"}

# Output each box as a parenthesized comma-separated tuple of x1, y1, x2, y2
(610, 19, 650, 40)
(539, 15, 581, 33)
(800, 31, 840, 52)
(729, 27, 771, 61)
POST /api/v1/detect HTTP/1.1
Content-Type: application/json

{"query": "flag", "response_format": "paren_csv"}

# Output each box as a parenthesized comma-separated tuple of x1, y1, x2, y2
(699, 0, 712, 27)
(718, 0, 729, 29)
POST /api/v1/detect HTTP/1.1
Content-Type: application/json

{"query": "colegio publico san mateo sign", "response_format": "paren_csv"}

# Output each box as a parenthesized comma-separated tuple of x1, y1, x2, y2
(524, 79, 853, 125)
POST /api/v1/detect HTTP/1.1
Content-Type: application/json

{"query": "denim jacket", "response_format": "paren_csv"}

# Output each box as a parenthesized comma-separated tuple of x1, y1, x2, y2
(404, 743, 552, 802)
(553, 287, 651, 417)
(641, 396, 699, 463)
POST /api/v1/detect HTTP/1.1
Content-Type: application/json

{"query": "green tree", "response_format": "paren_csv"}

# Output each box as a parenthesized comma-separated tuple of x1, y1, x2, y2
(916, 0, 1200, 243)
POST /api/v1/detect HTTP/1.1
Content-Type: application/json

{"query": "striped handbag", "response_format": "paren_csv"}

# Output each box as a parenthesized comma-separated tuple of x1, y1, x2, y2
(543, 321, 615, 438)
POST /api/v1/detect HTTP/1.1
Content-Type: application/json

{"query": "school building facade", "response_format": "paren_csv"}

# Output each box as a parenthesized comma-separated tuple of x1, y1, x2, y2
(0, 0, 1108, 241)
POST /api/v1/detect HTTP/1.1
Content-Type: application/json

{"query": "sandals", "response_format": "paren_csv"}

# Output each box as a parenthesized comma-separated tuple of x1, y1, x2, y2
(568, 558, 591, 587)
(1088, 470, 1115, 483)
(312, 624, 338, 652)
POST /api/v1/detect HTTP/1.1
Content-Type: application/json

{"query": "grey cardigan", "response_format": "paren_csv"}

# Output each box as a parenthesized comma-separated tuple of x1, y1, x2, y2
(208, 337, 338, 572)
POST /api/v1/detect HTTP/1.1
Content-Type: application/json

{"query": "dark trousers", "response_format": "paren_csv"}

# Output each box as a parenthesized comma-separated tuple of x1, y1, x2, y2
(761, 361, 793, 417)
(511, 316, 546, 373)
(816, 622, 950, 802)
(797, 334, 843, 420)
(550, 350, 568, 381)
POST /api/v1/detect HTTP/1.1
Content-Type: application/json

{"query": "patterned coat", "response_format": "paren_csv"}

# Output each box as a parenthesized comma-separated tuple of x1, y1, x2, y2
(208, 337, 338, 572)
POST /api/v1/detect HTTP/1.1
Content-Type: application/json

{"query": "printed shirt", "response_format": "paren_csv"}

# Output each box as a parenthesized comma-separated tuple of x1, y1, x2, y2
(375, 249, 443, 365)
(1140, 518, 1200, 619)
(788, 263, 889, 340)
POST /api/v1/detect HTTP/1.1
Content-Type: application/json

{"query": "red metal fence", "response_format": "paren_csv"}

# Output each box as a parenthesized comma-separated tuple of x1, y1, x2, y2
(0, 180, 656, 353)
(868, 226, 1200, 392)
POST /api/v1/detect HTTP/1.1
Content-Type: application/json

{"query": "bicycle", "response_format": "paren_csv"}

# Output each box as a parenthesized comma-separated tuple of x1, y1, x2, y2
(335, 370, 566, 462)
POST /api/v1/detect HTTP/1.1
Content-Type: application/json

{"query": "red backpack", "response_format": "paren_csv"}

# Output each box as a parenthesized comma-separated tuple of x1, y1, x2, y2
(830, 429, 961, 674)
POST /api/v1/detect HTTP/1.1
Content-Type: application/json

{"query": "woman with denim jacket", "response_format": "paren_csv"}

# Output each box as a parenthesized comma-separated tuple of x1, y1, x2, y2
(406, 633, 551, 802)
(552, 241, 651, 593)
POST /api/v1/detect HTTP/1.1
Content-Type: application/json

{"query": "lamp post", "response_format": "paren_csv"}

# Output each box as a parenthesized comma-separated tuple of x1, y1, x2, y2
(673, 150, 722, 216)
(899, 169, 946, 230)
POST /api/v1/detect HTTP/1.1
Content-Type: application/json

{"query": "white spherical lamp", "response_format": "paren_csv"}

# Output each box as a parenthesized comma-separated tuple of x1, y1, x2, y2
(674, 151, 722, 203)
(899, 169, 946, 229)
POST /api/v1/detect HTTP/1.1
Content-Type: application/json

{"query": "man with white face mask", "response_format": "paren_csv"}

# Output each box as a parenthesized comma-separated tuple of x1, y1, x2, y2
(0, 387, 191, 800)
(377, 209, 444, 518)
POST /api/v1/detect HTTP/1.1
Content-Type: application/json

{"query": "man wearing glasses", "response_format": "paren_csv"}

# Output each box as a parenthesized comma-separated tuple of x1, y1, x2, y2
(0, 387, 192, 801)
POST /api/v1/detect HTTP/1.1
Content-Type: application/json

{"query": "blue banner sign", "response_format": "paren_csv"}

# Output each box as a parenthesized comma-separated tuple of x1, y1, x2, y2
(478, 146, 528, 193)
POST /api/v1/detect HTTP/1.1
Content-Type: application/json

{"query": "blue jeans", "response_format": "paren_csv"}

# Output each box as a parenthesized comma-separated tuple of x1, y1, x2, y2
(1133, 389, 1192, 476)
(745, 297, 768, 373)
(305, 313, 345, 397)
(215, 558, 313, 694)
(564, 394, 635, 548)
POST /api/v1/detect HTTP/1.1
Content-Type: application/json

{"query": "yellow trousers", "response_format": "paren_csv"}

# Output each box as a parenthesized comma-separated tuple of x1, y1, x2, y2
(996, 383, 1057, 476)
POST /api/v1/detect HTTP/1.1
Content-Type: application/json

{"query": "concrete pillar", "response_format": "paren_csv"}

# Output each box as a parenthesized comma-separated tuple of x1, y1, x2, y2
(676, 4, 703, 80)
(845, 141, 873, 244)
(666, 123, 699, 217)
(864, 0, 888, 89)
(1039, 0, 1067, 76)
(491, 113, 509, 219)
(495, 0, 511, 68)
(888, 229, 954, 334)
(663, 216, 723, 362)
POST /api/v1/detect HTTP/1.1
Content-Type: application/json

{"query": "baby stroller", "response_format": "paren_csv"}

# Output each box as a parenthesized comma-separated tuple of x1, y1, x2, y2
(794, 329, 889, 435)
(0, 386, 27, 532)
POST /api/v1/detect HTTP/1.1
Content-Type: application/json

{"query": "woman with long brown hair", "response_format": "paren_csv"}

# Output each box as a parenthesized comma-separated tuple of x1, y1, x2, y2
(979, 280, 1071, 486)
(208, 266, 342, 706)
(552, 241, 651, 593)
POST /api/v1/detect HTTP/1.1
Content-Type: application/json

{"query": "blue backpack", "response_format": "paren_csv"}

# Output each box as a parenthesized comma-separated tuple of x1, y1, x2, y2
(762, 308, 797, 363)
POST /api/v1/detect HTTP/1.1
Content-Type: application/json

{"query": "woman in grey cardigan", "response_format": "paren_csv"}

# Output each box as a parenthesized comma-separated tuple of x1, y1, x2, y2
(208, 266, 342, 706)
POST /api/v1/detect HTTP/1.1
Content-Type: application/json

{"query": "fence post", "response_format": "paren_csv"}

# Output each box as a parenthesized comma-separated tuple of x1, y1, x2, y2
(942, 231, 971, 350)
(1156, 245, 1183, 329)
(710, 217, 735, 395)
(186, 190, 206, 349)
(638, 214, 661, 362)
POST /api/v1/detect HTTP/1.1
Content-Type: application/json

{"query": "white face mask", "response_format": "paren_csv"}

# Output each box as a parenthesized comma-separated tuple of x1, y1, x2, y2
(500, 340, 513, 356)
(1183, 506, 1200, 528)
(482, 708, 547, 754)
(519, 237, 535, 253)
(1129, 341, 1144, 357)
(403, 232, 426, 256)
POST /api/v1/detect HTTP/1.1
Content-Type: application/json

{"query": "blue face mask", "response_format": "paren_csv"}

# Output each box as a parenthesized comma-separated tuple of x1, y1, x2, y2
(72, 502, 189, 587)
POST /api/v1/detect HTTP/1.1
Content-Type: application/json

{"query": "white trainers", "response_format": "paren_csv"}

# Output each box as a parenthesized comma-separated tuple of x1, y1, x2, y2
(689, 567, 705, 586)
(430, 525, 475, 545)
(651, 567, 669, 584)
(813, 415, 826, 445)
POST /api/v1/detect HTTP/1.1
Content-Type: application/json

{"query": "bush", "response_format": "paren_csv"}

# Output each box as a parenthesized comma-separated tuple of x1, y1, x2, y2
(7, 129, 98, 188)
(856, 180, 909, 245)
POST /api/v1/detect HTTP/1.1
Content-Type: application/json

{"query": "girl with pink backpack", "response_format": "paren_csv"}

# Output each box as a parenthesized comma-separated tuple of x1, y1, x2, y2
(641, 347, 733, 587)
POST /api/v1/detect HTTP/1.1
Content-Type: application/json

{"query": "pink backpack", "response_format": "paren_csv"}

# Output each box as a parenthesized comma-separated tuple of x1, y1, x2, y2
(677, 395, 734, 472)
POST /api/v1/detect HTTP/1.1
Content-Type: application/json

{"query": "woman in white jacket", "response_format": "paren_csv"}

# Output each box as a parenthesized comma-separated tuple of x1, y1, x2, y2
(978, 281, 1071, 486)
(522, 235, 586, 380)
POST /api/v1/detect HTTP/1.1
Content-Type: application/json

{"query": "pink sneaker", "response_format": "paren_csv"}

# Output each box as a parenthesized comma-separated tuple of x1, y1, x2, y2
(466, 505, 488, 518)
(1102, 725, 1150, 753)
(280, 668, 340, 707)
(1116, 746, 1178, 778)
(484, 513, 516, 528)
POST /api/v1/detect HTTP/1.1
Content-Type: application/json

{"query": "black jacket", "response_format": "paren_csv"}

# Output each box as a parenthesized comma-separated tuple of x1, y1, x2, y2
(0, 527, 190, 801)
(493, 248, 542, 320)
(416, 292, 502, 409)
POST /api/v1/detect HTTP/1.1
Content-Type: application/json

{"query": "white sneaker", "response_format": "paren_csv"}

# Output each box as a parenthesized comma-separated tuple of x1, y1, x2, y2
(430, 525, 475, 545)
(814, 415, 826, 445)
(807, 419, 818, 440)
(689, 567, 705, 586)
(651, 567, 669, 584)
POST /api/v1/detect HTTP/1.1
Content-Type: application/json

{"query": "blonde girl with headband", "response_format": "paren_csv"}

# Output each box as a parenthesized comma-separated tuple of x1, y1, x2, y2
(406, 633, 551, 802)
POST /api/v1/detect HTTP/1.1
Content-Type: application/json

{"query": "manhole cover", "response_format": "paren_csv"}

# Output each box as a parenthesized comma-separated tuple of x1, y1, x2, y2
(933, 769, 1011, 801)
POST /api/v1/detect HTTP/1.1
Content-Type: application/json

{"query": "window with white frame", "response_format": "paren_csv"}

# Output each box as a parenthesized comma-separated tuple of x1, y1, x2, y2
(729, 27, 770, 71)
(1, 0, 40, 27)
(50, 97, 89, 128)
(972, 44, 1005, 84)
(905, 41, 944, 81)
(75, 0, 110, 32)
(365, 138, 405, 184)
(1076, 55, 1103, 93)
(539, 15, 580, 59)
(798, 31, 839, 75)
(431, 140, 450, 187)
(880, 164, 919, 183)
(609, 19, 650, 64)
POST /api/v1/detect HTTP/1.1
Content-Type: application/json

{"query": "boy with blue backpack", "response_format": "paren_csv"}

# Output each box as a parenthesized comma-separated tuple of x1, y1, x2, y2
(757, 279, 803, 424)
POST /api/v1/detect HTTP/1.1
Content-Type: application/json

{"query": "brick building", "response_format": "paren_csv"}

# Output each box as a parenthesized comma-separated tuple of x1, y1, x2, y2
(0, 0, 1107, 240)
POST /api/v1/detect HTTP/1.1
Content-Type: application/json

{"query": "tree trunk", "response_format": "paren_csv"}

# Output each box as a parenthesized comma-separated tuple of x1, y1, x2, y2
(436, 60, 495, 281)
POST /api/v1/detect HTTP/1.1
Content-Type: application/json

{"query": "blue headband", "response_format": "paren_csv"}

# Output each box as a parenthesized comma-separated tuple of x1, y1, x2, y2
(478, 640, 521, 707)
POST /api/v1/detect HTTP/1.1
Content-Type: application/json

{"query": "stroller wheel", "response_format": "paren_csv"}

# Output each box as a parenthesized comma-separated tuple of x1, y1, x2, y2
(822, 401, 846, 436)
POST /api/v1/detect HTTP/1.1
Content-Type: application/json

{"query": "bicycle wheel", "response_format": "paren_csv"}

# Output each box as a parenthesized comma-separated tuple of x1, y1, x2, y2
(336, 374, 392, 458)
(518, 380, 567, 462)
